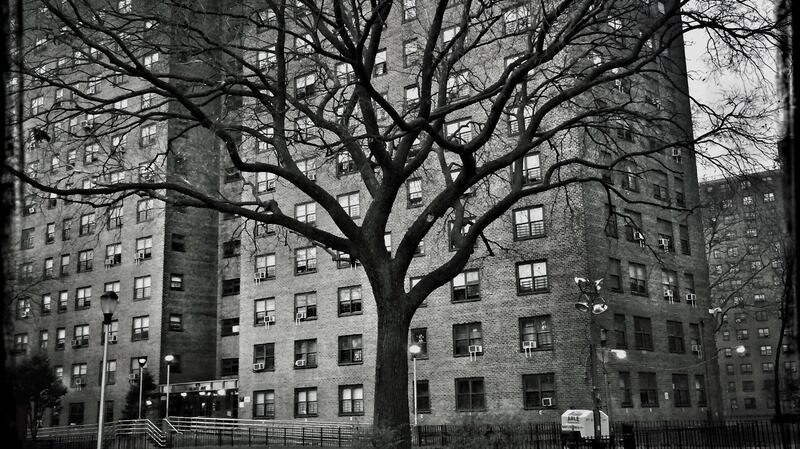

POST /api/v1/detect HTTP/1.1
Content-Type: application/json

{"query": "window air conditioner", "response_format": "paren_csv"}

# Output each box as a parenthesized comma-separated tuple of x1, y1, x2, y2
(26, 205, 36, 214)
(294, 359, 306, 367)
(468, 345, 482, 354)
(74, 378, 83, 385)
(128, 373, 139, 381)
(522, 340, 538, 350)
(686, 293, 697, 302)
(691, 344, 702, 353)
(254, 270, 267, 281)
(71, 339, 81, 347)
(252, 362, 265, 371)
(20, 311, 29, 318)
(105, 258, 115, 267)
(633, 232, 645, 241)
(541, 397, 553, 407)
(109, 335, 118, 343)
(296, 311, 306, 320)
(658, 238, 670, 250)
(263, 315, 276, 324)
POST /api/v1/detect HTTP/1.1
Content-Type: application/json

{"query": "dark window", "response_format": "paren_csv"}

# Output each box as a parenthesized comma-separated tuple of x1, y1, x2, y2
(453, 323, 483, 357)
(168, 314, 183, 331)
(222, 239, 241, 258)
(628, 263, 648, 296)
(224, 166, 241, 183)
(672, 374, 690, 407)
(523, 373, 556, 408)
(221, 318, 239, 336)
(666, 321, 685, 353)
(634, 317, 653, 351)
(619, 372, 633, 407)
(68, 403, 85, 425)
(221, 358, 239, 376)
(170, 274, 184, 291)
(171, 233, 185, 252)
(416, 380, 430, 412)
(411, 328, 428, 359)
(455, 378, 485, 411)
(338, 334, 363, 365)
(605, 205, 619, 238)
(608, 259, 623, 292)
(222, 278, 240, 296)
(614, 314, 628, 349)
(639, 372, 659, 407)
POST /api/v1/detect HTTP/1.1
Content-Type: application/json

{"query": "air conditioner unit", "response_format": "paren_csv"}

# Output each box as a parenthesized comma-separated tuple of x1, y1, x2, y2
(686, 293, 697, 302)
(468, 345, 482, 354)
(71, 339, 81, 347)
(252, 362, 265, 371)
(522, 340, 538, 350)
(74, 378, 83, 385)
(25, 205, 36, 214)
(134, 251, 146, 263)
(658, 238, 670, 250)
(691, 344, 702, 353)
(254, 270, 267, 282)
(294, 359, 306, 367)
(104, 258, 115, 267)
(128, 373, 139, 381)
(296, 311, 306, 320)
(541, 397, 553, 407)
(109, 335, 118, 343)
(20, 311, 29, 318)
(633, 232, 645, 241)
(307, 172, 316, 181)
(263, 315, 276, 324)
(664, 289, 674, 298)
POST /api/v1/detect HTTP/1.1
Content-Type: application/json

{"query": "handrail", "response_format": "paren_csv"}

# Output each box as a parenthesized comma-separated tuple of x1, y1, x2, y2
(163, 418, 183, 434)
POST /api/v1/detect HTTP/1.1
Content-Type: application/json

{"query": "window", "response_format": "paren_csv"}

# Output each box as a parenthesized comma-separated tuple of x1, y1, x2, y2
(639, 372, 659, 407)
(614, 314, 628, 349)
(656, 219, 674, 252)
(255, 221, 276, 237)
(169, 273, 184, 291)
(411, 328, 428, 359)
(105, 243, 122, 266)
(448, 218, 473, 250)
(403, 39, 418, 66)
(519, 316, 553, 351)
(455, 378, 485, 411)
(72, 324, 90, 347)
(68, 402, 85, 425)
(503, 5, 530, 34)
(140, 124, 157, 146)
(515, 152, 541, 185)
(446, 72, 469, 101)
(256, 172, 276, 193)
(407, 178, 423, 207)
(295, 247, 317, 274)
(760, 345, 773, 356)
(294, 292, 317, 320)
(445, 118, 471, 143)
(39, 330, 49, 349)
(442, 26, 460, 44)
(221, 358, 239, 376)
(166, 314, 183, 331)
(737, 329, 749, 340)
(336, 62, 355, 83)
(404, 85, 419, 111)
(628, 263, 648, 295)
(672, 374, 690, 407)
(762, 362, 774, 372)
(516, 260, 549, 293)
(634, 317, 653, 351)
(339, 335, 363, 365)
(513, 206, 545, 239)
(452, 270, 480, 302)
(253, 343, 275, 371)
(295, 202, 316, 226)
(338, 192, 360, 218)
(19, 262, 33, 282)
(679, 224, 691, 255)
(652, 171, 669, 201)
(79, 213, 96, 236)
(253, 390, 275, 418)
(764, 192, 775, 202)
(16, 298, 31, 319)
(254, 254, 276, 281)
(75, 287, 91, 309)
(374, 49, 387, 75)
(608, 259, 623, 292)
(13, 333, 29, 354)
(102, 360, 117, 385)
(294, 72, 316, 99)
(619, 372, 633, 407)
(222, 278, 240, 296)
(57, 291, 68, 313)
(621, 164, 640, 192)
(143, 52, 159, 69)
(131, 316, 149, 341)
(605, 205, 619, 238)
(295, 388, 318, 417)
(45, 223, 55, 244)
(402, 0, 416, 21)
(741, 363, 753, 374)
(222, 239, 241, 258)
(254, 298, 276, 325)
(42, 294, 51, 315)
(416, 380, 431, 412)
(522, 373, 555, 409)
(77, 249, 93, 272)
(221, 318, 240, 336)
(662, 270, 678, 301)
(453, 322, 483, 357)
(137, 199, 154, 222)
(133, 276, 151, 300)
(294, 339, 318, 368)
(338, 286, 362, 316)
(666, 321, 685, 353)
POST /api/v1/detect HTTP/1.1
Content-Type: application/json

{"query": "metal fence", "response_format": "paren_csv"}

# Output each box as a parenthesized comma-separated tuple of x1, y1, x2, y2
(27, 417, 800, 449)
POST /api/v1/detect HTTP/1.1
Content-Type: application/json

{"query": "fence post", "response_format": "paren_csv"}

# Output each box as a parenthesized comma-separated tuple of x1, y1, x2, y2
(265, 427, 268, 447)
(338, 427, 341, 448)
(283, 427, 286, 446)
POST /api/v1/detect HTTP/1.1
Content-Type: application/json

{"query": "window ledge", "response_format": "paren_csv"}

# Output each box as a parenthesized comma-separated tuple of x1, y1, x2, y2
(338, 413, 365, 417)
(517, 289, 550, 296)
(513, 234, 547, 242)
(453, 353, 483, 358)
(452, 297, 481, 304)
(630, 292, 650, 298)
(338, 362, 363, 367)
(524, 406, 557, 411)
(338, 312, 364, 318)
(294, 270, 318, 276)
(519, 348, 553, 354)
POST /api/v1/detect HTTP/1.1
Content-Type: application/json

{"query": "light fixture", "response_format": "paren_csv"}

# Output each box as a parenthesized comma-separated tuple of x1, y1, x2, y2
(409, 343, 421, 356)
(592, 302, 608, 315)
(735, 345, 746, 354)
(100, 291, 119, 321)
(180, 392, 187, 397)
(138, 357, 148, 367)
(610, 349, 627, 359)
(217, 389, 226, 396)
(164, 354, 175, 363)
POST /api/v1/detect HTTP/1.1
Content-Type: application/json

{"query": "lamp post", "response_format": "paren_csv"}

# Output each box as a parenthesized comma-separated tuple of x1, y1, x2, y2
(137, 357, 148, 419)
(574, 277, 607, 448)
(97, 291, 119, 449)
(164, 355, 175, 419)
(409, 343, 422, 427)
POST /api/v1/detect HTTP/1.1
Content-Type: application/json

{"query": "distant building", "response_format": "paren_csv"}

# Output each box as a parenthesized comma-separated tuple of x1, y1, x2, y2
(700, 170, 798, 417)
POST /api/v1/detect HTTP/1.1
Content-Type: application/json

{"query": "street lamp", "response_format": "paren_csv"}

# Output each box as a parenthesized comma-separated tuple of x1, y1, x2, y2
(164, 355, 175, 419)
(409, 343, 422, 427)
(574, 277, 606, 448)
(97, 291, 119, 449)
(137, 357, 148, 419)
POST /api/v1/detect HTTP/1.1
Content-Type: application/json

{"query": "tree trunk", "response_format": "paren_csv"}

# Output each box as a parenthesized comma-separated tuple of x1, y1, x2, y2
(372, 303, 412, 449)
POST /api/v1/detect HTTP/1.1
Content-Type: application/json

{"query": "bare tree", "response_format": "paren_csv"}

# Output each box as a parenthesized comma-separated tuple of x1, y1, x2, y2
(4, 0, 782, 445)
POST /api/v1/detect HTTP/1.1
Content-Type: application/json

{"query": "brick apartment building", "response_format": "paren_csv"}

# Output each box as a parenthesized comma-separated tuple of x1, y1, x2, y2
(700, 171, 798, 417)
(8, 0, 721, 427)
